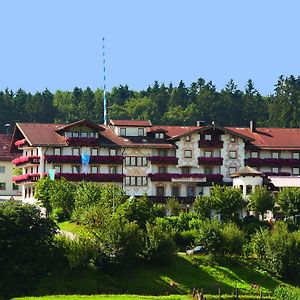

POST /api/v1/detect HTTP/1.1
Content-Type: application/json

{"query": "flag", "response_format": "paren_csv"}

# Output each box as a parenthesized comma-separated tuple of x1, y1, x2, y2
(49, 169, 55, 180)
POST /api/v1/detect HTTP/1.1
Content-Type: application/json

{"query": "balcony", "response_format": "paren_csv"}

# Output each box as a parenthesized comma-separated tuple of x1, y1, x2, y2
(198, 140, 223, 148)
(148, 156, 178, 165)
(263, 172, 291, 177)
(65, 137, 100, 147)
(198, 157, 223, 165)
(54, 173, 124, 182)
(148, 173, 223, 183)
(246, 157, 300, 167)
(147, 196, 195, 204)
(15, 139, 27, 147)
(12, 156, 40, 166)
(44, 155, 123, 164)
(13, 173, 41, 184)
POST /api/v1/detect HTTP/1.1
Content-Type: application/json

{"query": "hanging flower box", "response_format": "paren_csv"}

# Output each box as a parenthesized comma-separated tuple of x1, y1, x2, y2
(148, 156, 178, 165)
(13, 173, 41, 183)
(54, 173, 124, 182)
(205, 174, 223, 183)
(198, 140, 223, 148)
(44, 155, 81, 163)
(12, 155, 40, 166)
(198, 157, 223, 165)
(90, 155, 123, 164)
(66, 137, 100, 146)
(15, 139, 27, 147)
(246, 157, 300, 167)
(264, 172, 291, 177)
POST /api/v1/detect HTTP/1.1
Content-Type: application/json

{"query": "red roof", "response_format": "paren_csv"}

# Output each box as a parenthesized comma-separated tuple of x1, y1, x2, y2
(109, 119, 152, 127)
(229, 127, 300, 150)
(0, 134, 20, 161)
(149, 126, 199, 139)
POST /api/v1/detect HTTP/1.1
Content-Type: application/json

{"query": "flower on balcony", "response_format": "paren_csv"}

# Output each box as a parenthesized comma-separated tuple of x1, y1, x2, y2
(198, 157, 223, 165)
(45, 155, 81, 163)
(246, 157, 300, 167)
(205, 174, 223, 182)
(264, 172, 291, 177)
(12, 156, 40, 166)
(54, 173, 124, 182)
(15, 139, 26, 147)
(90, 155, 123, 164)
(198, 140, 223, 148)
(148, 156, 178, 164)
(66, 137, 100, 146)
(13, 173, 41, 183)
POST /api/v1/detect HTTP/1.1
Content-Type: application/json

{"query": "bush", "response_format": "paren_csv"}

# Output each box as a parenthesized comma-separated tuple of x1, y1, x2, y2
(221, 222, 245, 255)
(274, 286, 300, 300)
(144, 220, 176, 264)
(175, 229, 196, 251)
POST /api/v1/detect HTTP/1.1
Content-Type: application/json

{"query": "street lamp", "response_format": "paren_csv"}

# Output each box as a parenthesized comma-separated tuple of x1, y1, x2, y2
(4, 124, 11, 135)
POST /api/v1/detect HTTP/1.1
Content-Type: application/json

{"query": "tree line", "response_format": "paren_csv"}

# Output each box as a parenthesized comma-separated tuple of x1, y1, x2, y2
(1, 75, 300, 133)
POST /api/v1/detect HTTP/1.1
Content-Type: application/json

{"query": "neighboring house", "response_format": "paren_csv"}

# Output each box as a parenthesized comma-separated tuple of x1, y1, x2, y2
(9, 119, 300, 205)
(0, 134, 21, 200)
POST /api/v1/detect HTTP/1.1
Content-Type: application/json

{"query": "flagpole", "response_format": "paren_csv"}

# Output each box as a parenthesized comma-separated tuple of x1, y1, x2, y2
(102, 37, 107, 125)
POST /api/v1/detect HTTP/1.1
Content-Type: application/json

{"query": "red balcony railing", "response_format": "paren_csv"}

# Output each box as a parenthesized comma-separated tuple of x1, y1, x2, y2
(148, 173, 223, 183)
(246, 158, 300, 167)
(45, 155, 123, 164)
(198, 157, 223, 165)
(263, 172, 291, 177)
(13, 173, 41, 184)
(146, 196, 195, 204)
(12, 156, 40, 166)
(148, 156, 178, 165)
(66, 137, 100, 146)
(198, 140, 223, 148)
(54, 173, 124, 182)
(15, 139, 26, 147)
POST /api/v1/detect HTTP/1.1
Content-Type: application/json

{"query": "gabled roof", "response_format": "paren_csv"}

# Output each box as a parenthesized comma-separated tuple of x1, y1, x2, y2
(268, 176, 300, 187)
(169, 124, 254, 141)
(0, 134, 20, 161)
(109, 119, 152, 127)
(231, 166, 262, 178)
(229, 127, 300, 150)
(56, 119, 105, 132)
(149, 126, 199, 139)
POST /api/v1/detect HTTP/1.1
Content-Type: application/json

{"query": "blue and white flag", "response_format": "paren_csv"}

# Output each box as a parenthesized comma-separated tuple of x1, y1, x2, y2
(81, 153, 90, 165)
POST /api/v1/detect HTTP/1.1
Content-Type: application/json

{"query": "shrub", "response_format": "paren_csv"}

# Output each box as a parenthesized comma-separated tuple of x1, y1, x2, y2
(221, 222, 245, 255)
(175, 229, 196, 251)
(274, 286, 300, 300)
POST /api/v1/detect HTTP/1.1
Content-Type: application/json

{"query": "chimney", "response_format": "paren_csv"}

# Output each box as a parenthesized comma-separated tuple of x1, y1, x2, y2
(197, 120, 206, 127)
(250, 120, 256, 132)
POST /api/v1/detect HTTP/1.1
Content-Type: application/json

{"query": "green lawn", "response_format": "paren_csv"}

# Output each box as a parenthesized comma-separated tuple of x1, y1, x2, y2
(24, 253, 282, 298)
(58, 221, 86, 235)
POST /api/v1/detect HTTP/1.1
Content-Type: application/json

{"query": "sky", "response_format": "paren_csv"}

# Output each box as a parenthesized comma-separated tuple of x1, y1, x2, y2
(0, 0, 299, 95)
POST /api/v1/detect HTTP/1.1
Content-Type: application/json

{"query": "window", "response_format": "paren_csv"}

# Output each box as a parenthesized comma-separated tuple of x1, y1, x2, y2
(239, 185, 243, 192)
(293, 152, 300, 159)
(138, 128, 144, 136)
(229, 151, 237, 159)
(204, 167, 212, 174)
(0, 183, 6, 190)
(54, 165, 61, 173)
(184, 150, 192, 158)
(172, 186, 180, 197)
(182, 167, 190, 174)
(72, 148, 80, 156)
(73, 132, 79, 138)
(89, 132, 95, 138)
(187, 186, 195, 197)
(246, 185, 252, 195)
(272, 152, 279, 159)
(204, 134, 211, 141)
(251, 151, 258, 158)
(91, 148, 98, 156)
(158, 166, 167, 174)
(293, 167, 300, 175)
(158, 149, 167, 157)
(72, 165, 81, 174)
(230, 137, 236, 142)
(272, 167, 279, 173)
(109, 149, 117, 156)
(204, 151, 212, 158)
(120, 128, 126, 136)
(155, 132, 164, 139)
(125, 176, 148, 186)
(91, 166, 98, 174)
(125, 157, 147, 166)
(186, 135, 191, 142)
(109, 166, 117, 174)
(54, 148, 61, 156)
(0, 166, 5, 173)
(65, 132, 72, 138)
(156, 186, 165, 196)
(81, 132, 87, 138)
(12, 183, 19, 190)
(229, 167, 237, 174)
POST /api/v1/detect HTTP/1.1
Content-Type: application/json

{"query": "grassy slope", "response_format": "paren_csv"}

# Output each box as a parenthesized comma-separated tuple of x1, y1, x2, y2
(32, 254, 282, 297)
(13, 296, 190, 300)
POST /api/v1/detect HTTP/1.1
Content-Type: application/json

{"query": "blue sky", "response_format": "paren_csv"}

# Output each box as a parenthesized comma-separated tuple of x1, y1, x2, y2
(0, 0, 299, 95)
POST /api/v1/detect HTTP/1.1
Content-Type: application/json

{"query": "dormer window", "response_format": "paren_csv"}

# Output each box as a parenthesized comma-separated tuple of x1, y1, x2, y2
(65, 132, 72, 138)
(186, 135, 191, 142)
(73, 132, 79, 138)
(155, 132, 164, 139)
(81, 132, 87, 138)
(230, 137, 235, 142)
(120, 128, 126, 136)
(138, 128, 144, 136)
(205, 134, 211, 141)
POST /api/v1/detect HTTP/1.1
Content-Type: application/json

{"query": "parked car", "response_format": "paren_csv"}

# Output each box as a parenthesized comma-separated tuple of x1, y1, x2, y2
(186, 245, 205, 255)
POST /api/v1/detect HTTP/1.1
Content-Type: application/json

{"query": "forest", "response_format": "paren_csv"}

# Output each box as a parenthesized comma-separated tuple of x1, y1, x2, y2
(1, 75, 300, 133)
